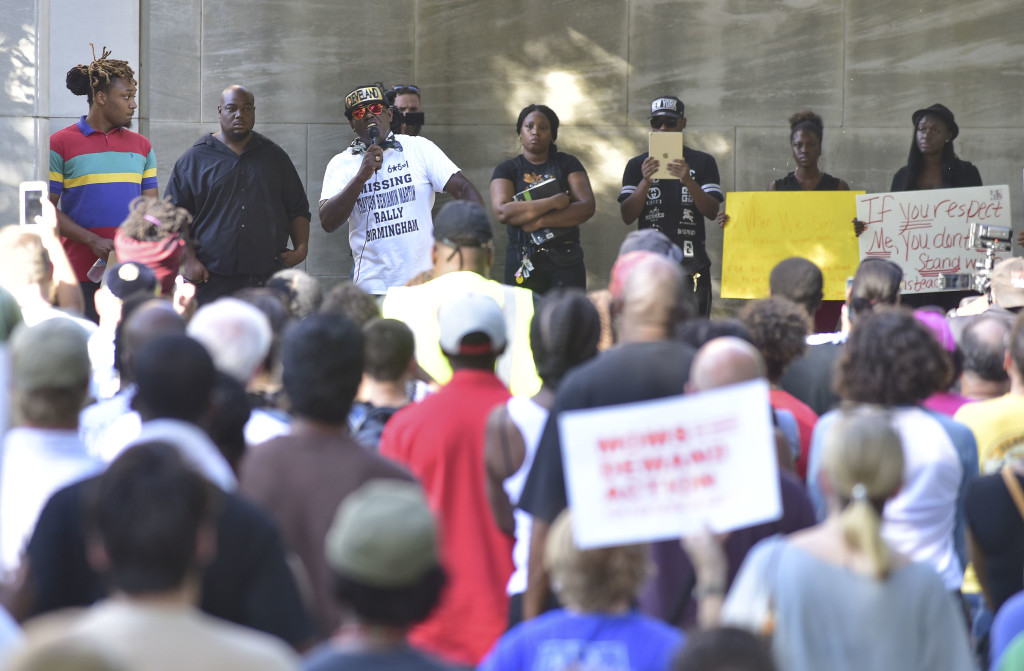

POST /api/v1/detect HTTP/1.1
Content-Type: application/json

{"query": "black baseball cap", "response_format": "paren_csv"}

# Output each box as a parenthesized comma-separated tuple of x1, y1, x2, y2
(433, 201, 493, 248)
(102, 261, 158, 300)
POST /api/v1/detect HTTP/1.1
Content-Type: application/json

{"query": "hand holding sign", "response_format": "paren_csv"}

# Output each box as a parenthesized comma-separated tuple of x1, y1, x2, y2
(856, 185, 1011, 294)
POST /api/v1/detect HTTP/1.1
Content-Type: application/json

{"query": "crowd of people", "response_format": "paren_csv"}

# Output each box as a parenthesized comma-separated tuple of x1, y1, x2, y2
(0, 46, 1021, 671)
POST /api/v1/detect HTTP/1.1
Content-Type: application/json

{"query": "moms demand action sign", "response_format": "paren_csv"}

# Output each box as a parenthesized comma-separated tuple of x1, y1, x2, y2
(559, 380, 782, 549)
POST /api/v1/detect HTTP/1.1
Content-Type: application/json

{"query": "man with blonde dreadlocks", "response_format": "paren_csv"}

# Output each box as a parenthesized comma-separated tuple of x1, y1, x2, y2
(50, 46, 158, 321)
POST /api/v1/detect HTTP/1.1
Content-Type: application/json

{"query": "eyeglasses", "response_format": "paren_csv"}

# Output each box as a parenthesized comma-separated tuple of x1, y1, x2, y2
(351, 102, 384, 120)
(391, 84, 420, 94)
(650, 117, 679, 130)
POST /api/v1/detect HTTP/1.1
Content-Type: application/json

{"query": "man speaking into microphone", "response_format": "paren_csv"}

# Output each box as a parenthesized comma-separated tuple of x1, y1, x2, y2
(319, 83, 482, 294)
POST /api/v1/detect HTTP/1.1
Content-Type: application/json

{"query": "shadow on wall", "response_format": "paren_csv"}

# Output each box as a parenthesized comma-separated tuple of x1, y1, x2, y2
(492, 27, 638, 195)
(1, 16, 43, 224)
(487, 28, 642, 289)
(486, 27, 738, 294)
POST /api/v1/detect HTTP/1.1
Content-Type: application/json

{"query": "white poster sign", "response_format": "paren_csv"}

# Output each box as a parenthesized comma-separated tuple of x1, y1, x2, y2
(856, 185, 1011, 294)
(558, 380, 781, 549)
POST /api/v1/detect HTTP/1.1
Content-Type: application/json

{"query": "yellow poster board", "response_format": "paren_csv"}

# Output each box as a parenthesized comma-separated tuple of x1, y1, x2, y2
(721, 191, 863, 300)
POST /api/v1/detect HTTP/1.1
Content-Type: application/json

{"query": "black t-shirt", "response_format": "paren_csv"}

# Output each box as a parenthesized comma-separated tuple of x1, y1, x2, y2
(778, 341, 843, 416)
(27, 476, 314, 647)
(491, 152, 586, 246)
(518, 340, 696, 523)
(618, 148, 724, 274)
(965, 471, 1024, 612)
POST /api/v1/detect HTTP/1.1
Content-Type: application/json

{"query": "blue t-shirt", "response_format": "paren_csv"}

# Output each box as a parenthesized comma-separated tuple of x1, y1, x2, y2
(478, 609, 683, 671)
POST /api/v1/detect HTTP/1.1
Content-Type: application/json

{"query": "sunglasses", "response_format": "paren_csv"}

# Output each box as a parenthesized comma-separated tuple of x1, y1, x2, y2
(391, 84, 420, 94)
(351, 102, 385, 120)
(650, 117, 680, 129)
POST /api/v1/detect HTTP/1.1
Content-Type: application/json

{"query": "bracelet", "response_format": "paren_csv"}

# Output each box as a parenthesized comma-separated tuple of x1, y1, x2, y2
(693, 582, 727, 599)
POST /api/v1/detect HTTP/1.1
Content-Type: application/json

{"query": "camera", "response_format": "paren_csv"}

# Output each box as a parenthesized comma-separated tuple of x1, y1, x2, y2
(937, 221, 1012, 294)
(969, 223, 1012, 250)
(384, 88, 425, 134)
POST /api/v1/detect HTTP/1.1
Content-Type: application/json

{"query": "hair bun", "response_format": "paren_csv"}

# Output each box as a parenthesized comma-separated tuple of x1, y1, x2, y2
(65, 65, 92, 96)
(789, 110, 823, 131)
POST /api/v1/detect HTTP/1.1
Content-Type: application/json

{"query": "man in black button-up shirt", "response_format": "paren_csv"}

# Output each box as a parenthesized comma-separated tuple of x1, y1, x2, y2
(166, 85, 311, 305)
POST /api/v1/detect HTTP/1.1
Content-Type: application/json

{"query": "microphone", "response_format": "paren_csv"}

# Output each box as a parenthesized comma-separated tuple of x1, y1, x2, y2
(368, 126, 381, 172)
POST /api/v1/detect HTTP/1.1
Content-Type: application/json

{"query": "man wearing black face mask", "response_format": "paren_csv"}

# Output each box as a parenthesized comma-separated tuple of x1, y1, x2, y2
(319, 83, 482, 296)
(619, 95, 724, 317)
(165, 85, 311, 305)
(390, 84, 425, 136)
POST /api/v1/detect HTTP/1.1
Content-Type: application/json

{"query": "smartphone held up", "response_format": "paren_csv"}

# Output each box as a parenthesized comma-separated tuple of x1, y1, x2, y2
(19, 180, 48, 227)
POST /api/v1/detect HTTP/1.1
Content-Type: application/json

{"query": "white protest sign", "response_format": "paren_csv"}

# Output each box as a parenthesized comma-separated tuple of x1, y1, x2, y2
(857, 185, 1011, 294)
(558, 379, 781, 550)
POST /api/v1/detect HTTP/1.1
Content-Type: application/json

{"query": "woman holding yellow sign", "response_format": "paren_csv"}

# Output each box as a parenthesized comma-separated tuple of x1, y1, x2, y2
(768, 111, 850, 193)
(768, 110, 849, 331)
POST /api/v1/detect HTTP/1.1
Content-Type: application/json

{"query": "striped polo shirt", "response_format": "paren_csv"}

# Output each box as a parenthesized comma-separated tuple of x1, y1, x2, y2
(49, 116, 158, 280)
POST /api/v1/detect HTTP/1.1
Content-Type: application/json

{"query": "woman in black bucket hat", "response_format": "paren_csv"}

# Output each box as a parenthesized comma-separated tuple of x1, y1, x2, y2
(891, 103, 981, 192)
(889, 104, 983, 311)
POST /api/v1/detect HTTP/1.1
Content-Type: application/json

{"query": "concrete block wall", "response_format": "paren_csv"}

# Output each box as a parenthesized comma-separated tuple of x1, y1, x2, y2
(5, 0, 1023, 309)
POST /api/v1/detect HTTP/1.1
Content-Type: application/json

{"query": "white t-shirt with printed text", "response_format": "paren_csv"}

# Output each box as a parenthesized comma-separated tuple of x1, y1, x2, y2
(320, 135, 460, 294)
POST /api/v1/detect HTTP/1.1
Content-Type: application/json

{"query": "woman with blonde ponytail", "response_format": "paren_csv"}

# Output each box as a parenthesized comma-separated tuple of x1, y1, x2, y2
(821, 413, 904, 580)
(684, 407, 973, 671)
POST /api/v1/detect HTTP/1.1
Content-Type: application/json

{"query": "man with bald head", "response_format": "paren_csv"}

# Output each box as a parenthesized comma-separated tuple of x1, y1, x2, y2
(687, 335, 797, 471)
(643, 335, 815, 628)
(517, 252, 696, 619)
(612, 251, 691, 343)
(166, 85, 310, 305)
(955, 312, 1024, 473)
(958, 316, 1011, 401)
(687, 336, 766, 391)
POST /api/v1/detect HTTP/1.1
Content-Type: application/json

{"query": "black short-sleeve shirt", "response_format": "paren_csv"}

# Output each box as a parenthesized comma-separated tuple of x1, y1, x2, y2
(491, 152, 586, 246)
(518, 340, 696, 523)
(165, 132, 310, 275)
(618, 147, 724, 274)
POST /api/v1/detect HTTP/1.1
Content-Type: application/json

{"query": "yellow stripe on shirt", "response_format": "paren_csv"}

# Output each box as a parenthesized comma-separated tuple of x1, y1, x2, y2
(64, 172, 144, 188)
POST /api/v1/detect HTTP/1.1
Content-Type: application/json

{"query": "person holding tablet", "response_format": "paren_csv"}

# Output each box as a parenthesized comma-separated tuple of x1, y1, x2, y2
(619, 96, 723, 316)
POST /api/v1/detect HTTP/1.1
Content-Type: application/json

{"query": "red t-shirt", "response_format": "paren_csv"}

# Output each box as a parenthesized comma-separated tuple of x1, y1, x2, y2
(380, 369, 514, 666)
(771, 388, 819, 480)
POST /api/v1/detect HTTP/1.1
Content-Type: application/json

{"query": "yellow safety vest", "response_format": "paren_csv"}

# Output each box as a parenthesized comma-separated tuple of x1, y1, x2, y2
(382, 271, 541, 397)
